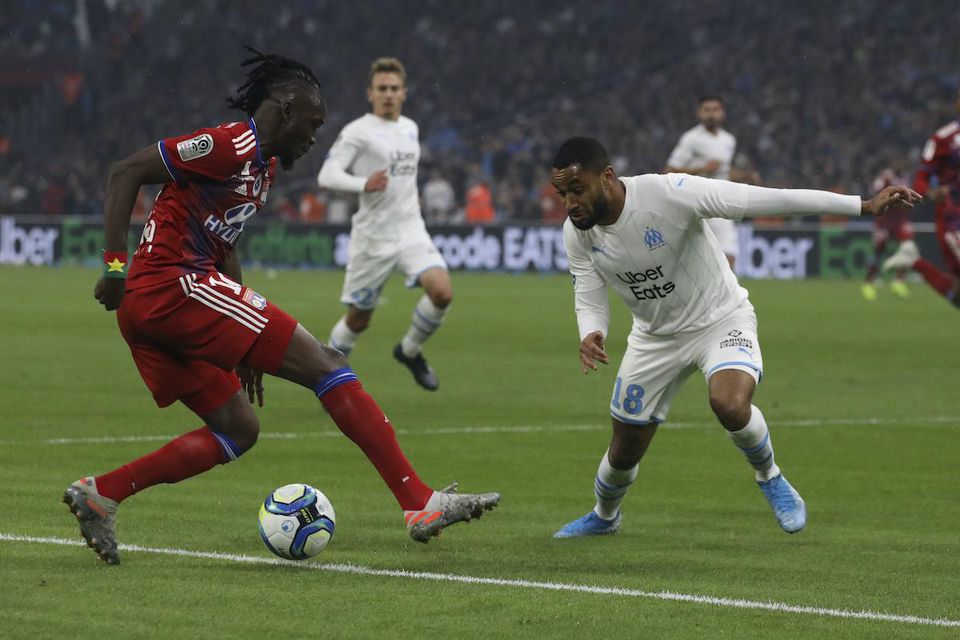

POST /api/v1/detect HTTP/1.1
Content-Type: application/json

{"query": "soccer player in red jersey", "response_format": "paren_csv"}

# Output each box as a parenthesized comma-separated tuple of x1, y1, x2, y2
(884, 91, 960, 308)
(63, 49, 499, 564)
(862, 166, 914, 300)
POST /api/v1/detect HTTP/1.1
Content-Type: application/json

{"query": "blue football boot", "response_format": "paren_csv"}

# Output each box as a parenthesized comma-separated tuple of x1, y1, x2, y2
(758, 473, 807, 533)
(553, 511, 622, 538)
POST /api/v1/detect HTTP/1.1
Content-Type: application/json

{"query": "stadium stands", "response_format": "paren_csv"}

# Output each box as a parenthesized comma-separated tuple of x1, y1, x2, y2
(0, 0, 955, 221)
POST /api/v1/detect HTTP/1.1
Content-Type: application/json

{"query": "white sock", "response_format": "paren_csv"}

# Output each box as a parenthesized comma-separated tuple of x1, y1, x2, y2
(401, 295, 447, 358)
(329, 317, 358, 357)
(593, 450, 639, 520)
(727, 404, 781, 483)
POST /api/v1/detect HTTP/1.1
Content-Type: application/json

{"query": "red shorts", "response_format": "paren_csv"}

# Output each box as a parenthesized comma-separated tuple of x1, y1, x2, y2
(117, 272, 297, 415)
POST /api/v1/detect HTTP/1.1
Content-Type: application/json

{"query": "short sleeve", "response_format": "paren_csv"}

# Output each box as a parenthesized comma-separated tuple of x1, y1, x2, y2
(159, 126, 250, 183)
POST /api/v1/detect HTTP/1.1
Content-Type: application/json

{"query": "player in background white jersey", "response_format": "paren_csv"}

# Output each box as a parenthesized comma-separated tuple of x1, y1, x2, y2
(665, 95, 759, 270)
(317, 58, 450, 390)
(550, 137, 919, 538)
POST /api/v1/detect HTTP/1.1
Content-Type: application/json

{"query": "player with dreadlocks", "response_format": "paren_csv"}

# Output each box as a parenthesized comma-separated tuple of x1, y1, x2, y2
(63, 48, 500, 564)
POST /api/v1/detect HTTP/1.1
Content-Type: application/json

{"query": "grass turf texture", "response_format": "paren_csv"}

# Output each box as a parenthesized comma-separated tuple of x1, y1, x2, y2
(0, 266, 957, 639)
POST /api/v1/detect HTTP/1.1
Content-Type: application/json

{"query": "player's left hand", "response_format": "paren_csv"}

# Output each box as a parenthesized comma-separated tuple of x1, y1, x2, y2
(237, 366, 264, 407)
(862, 186, 922, 216)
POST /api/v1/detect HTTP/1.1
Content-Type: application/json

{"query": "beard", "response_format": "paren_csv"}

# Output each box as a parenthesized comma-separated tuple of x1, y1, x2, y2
(571, 196, 609, 230)
(279, 154, 296, 170)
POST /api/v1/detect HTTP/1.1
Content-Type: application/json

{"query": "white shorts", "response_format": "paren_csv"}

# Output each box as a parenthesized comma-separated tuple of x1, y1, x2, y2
(610, 303, 763, 425)
(340, 231, 448, 310)
(706, 218, 739, 258)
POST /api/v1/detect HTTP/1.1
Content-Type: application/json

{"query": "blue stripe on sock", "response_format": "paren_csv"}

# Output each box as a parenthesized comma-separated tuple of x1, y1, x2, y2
(313, 367, 359, 398)
(411, 317, 436, 333)
(595, 477, 633, 491)
(413, 308, 442, 328)
(211, 431, 243, 462)
(739, 434, 770, 455)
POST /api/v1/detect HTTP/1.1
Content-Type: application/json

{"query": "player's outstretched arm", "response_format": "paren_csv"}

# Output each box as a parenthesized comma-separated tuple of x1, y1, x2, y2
(861, 185, 923, 216)
(669, 175, 920, 221)
(95, 145, 173, 311)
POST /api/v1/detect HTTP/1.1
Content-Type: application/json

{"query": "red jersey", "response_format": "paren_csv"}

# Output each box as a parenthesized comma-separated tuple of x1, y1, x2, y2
(127, 118, 276, 290)
(914, 119, 960, 201)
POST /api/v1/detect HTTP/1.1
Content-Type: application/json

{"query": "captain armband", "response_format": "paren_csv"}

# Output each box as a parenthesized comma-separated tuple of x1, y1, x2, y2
(103, 251, 129, 279)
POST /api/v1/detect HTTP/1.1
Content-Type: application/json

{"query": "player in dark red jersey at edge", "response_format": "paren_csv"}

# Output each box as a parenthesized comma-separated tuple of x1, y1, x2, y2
(883, 91, 960, 309)
(862, 165, 913, 301)
(63, 49, 499, 564)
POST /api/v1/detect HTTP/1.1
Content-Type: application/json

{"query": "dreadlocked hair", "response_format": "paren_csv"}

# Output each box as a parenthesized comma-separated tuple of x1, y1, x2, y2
(227, 46, 323, 116)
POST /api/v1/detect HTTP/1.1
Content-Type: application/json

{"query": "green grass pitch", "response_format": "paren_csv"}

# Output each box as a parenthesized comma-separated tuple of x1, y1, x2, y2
(1, 266, 957, 639)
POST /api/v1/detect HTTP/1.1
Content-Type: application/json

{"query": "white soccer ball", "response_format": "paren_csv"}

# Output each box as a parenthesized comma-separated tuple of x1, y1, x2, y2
(258, 483, 336, 560)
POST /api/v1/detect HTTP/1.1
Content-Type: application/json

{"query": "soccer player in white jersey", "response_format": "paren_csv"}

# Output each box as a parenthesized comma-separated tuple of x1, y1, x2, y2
(666, 95, 758, 270)
(551, 137, 920, 538)
(317, 58, 450, 390)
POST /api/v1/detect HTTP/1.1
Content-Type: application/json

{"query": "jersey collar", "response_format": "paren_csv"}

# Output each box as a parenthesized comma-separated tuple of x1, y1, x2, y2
(248, 117, 266, 166)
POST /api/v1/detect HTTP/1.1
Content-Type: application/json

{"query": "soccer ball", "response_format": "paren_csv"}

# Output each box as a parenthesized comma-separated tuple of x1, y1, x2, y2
(258, 483, 336, 560)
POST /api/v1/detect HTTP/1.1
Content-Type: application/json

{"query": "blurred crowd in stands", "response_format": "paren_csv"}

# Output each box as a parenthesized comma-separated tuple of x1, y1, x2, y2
(1, 0, 956, 223)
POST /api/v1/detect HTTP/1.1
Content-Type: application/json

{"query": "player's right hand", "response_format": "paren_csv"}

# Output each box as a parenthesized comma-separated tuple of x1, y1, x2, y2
(862, 185, 922, 216)
(579, 331, 609, 374)
(94, 276, 125, 311)
(364, 169, 389, 192)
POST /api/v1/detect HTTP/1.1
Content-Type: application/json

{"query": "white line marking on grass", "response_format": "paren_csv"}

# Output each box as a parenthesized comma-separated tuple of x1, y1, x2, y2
(1, 532, 957, 628)
(0, 416, 955, 447)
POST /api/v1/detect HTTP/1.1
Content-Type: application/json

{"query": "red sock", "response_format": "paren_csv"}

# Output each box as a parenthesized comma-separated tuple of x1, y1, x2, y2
(914, 258, 956, 297)
(319, 381, 433, 510)
(95, 427, 226, 503)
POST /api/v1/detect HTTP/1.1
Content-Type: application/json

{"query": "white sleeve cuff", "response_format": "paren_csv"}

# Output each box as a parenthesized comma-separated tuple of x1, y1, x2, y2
(317, 162, 367, 193)
(574, 286, 609, 341)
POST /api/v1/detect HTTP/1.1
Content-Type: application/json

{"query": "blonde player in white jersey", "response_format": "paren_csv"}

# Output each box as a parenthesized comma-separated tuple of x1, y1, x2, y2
(550, 137, 920, 538)
(666, 95, 758, 270)
(317, 58, 450, 390)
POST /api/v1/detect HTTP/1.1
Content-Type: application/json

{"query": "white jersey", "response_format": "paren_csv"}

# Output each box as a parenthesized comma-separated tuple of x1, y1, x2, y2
(666, 124, 736, 179)
(667, 125, 740, 256)
(318, 113, 426, 243)
(563, 174, 861, 336)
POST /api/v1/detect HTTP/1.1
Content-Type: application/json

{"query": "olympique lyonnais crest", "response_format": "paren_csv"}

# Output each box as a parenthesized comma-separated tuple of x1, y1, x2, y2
(644, 228, 665, 250)
(242, 288, 267, 311)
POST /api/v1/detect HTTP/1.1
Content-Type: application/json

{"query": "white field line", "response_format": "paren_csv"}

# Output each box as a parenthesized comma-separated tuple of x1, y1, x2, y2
(0, 415, 956, 447)
(0, 533, 956, 628)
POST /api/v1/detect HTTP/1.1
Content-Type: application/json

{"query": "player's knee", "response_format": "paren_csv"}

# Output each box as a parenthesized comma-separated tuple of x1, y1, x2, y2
(318, 341, 350, 371)
(429, 288, 453, 309)
(231, 412, 261, 453)
(345, 314, 371, 333)
(709, 392, 751, 430)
